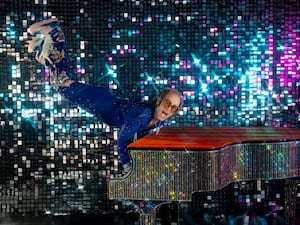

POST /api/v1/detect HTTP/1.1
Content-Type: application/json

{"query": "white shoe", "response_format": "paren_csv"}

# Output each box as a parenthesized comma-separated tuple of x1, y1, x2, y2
(27, 18, 60, 35)
(122, 162, 132, 173)
(122, 162, 133, 178)
(28, 18, 65, 44)
(28, 19, 65, 66)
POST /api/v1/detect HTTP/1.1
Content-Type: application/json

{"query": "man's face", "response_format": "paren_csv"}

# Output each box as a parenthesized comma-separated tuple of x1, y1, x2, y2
(154, 91, 181, 121)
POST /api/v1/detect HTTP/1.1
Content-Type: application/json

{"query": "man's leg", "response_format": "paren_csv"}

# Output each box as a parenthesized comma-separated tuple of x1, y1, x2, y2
(28, 19, 131, 174)
(28, 19, 125, 125)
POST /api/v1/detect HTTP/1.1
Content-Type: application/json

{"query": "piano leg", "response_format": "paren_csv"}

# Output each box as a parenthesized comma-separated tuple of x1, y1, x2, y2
(284, 179, 298, 225)
(129, 200, 178, 225)
(139, 212, 156, 225)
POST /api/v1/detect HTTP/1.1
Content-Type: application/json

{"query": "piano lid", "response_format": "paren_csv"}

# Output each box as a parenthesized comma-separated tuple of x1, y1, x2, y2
(128, 126, 300, 150)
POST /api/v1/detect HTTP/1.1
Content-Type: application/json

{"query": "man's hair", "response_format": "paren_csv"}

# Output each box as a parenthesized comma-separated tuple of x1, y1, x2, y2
(153, 88, 184, 110)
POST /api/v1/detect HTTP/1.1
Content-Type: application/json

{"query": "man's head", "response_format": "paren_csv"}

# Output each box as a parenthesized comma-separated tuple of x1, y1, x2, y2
(153, 88, 183, 121)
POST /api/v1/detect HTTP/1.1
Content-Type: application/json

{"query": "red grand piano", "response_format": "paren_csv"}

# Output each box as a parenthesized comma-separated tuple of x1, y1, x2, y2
(108, 126, 300, 224)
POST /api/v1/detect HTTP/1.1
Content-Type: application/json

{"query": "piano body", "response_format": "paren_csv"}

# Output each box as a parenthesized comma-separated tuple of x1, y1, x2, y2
(108, 126, 300, 224)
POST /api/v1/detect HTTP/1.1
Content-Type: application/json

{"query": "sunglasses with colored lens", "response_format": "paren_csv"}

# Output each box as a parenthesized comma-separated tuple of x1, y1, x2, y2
(162, 99, 179, 113)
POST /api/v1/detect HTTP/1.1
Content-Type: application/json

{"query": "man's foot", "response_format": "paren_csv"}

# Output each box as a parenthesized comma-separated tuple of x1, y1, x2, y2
(28, 18, 73, 89)
(122, 162, 132, 173)
(121, 162, 133, 178)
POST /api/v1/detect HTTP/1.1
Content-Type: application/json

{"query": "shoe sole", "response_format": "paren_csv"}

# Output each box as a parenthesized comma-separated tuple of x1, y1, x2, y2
(27, 18, 59, 35)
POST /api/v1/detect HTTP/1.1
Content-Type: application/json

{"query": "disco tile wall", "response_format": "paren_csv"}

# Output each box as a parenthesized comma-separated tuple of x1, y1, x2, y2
(0, 0, 299, 221)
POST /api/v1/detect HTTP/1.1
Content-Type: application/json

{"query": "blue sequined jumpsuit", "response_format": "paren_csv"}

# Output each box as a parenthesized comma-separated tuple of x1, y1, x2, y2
(58, 83, 158, 165)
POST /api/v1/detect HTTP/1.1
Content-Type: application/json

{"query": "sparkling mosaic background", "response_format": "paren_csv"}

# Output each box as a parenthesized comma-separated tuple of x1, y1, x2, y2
(0, 0, 299, 224)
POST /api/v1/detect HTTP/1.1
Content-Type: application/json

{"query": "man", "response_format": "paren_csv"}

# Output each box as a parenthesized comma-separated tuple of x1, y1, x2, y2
(27, 18, 183, 175)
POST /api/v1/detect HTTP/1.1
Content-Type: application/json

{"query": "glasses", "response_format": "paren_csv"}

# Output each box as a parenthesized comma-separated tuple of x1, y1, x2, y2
(162, 98, 179, 113)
